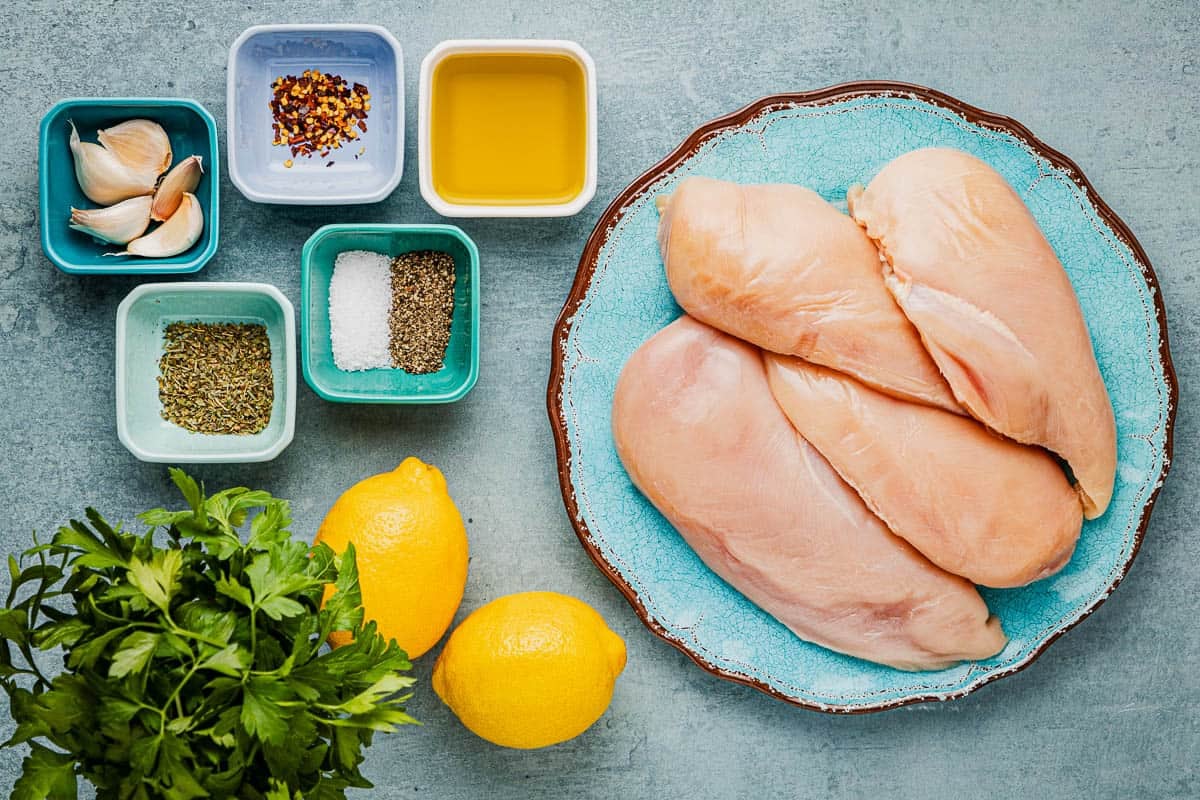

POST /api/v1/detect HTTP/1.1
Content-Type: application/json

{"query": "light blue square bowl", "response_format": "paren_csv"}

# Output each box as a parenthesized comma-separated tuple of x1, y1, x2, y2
(38, 98, 220, 275)
(227, 24, 404, 205)
(301, 224, 479, 403)
(115, 282, 297, 463)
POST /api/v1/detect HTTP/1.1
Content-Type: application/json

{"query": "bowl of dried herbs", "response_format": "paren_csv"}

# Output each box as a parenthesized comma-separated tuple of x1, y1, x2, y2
(115, 281, 297, 462)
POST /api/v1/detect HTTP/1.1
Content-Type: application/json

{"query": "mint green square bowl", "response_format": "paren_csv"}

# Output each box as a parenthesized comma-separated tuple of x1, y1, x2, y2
(301, 224, 480, 403)
(39, 98, 220, 275)
(115, 282, 297, 463)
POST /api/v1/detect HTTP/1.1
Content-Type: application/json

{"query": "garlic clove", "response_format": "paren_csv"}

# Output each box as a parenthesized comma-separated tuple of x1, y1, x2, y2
(151, 156, 203, 222)
(69, 196, 153, 245)
(107, 193, 204, 258)
(69, 120, 158, 206)
(97, 118, 172, 176)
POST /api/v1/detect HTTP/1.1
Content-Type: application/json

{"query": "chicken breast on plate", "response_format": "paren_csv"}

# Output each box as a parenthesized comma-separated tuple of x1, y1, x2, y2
(765, 354, 1083, 588)
(848, 148, 1117, 518)
(657, 176, 959, 413)
(612, 315, 1006, 671)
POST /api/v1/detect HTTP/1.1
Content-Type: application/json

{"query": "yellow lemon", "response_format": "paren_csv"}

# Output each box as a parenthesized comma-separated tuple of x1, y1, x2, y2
(315, 457, 468, 659)
(432, 591, 626, 749)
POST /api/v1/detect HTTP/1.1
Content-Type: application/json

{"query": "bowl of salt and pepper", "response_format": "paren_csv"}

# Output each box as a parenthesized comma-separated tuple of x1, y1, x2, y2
(300, 224, 479, 404)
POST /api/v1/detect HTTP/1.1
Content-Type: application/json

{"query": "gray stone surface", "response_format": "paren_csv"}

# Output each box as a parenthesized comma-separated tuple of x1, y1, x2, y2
(1, 0, 1197, 797)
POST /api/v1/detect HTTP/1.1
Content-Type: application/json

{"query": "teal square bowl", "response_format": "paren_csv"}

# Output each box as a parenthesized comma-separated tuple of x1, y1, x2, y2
(39, 98, 220, 275)
(115, 282, 297, 463)
(300, 224, 480, 403)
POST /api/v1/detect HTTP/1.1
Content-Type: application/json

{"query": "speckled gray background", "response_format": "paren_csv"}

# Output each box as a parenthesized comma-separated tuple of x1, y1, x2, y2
(1, 1, 1197, 797)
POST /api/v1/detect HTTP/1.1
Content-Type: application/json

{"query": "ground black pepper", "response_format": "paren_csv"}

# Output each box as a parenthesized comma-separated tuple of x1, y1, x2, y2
(388, 251, 456, 374)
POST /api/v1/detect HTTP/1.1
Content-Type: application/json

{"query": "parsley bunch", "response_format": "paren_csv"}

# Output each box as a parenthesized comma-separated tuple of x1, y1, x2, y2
(0, 469, 418, 799)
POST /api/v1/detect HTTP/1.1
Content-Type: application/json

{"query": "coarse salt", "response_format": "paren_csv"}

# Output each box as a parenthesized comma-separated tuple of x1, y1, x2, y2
(329, 250, 392, 371)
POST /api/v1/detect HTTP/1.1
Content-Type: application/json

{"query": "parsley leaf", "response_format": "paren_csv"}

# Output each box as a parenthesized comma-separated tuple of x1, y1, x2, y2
(108, 631, 160, 678)
(12, 743, 77, 800)
(126, 550, 183, 611)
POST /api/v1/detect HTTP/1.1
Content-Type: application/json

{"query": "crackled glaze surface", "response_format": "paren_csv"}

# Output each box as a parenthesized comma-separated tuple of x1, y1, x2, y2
(550, 89, 1175, 711)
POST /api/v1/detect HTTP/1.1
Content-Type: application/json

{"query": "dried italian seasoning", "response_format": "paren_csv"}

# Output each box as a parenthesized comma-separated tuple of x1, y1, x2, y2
(388, 251, 456, 374)
(158, 322, 274, 435)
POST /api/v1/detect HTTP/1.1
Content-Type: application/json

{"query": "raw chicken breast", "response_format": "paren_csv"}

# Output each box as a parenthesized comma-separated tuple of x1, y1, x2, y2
(612, 316, 1006, 671)
(657, 176, 959, 413)
(764, 354, 1082, 588)
(848, 148, 1117, 518)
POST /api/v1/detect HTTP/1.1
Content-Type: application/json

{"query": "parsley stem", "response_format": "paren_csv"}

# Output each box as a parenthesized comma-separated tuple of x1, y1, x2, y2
(89, 610, 228, 651)
(86, 594, 131, 624)
(16, 545, 54, 686)
(169, 625, 228, 649)
(7, 665, 46, 682)
(161, 662, 199, 728)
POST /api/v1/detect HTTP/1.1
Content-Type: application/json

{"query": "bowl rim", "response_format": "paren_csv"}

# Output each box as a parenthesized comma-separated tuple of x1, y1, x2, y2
(38, 97, 221, 275)
(115, 281, 297, 463)
(299, 222, 481, 403)
(226, 23, 405, 206)
(545, 80, 1179, 714)
(418, 38, 598, 218)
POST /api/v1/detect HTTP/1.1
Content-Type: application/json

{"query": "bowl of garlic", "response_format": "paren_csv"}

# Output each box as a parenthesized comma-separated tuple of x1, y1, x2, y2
(38, 98, 219, 275)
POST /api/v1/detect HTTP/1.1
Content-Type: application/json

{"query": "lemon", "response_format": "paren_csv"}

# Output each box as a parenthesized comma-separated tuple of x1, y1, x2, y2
(315, 457, 468, 659)
(432, 591, 626, 749)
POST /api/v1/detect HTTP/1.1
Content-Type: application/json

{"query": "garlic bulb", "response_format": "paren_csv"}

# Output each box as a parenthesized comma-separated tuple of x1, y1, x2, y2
(108, 193, 203, 258)
(69, 196, 153, 245)
(68, 120, 158, 206)
(97, 119, 172, 176)
(151, 155, 203, 221)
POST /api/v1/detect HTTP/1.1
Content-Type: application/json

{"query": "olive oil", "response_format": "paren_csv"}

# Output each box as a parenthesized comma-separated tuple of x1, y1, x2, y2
(430, 52, 587, 206)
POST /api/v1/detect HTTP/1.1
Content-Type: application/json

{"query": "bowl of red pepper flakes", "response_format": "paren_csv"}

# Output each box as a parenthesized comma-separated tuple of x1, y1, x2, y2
(227, 24, 404, 205)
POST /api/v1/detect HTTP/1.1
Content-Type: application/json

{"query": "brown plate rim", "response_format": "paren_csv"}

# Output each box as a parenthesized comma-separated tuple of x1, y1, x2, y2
(545, 80, 1178, 714)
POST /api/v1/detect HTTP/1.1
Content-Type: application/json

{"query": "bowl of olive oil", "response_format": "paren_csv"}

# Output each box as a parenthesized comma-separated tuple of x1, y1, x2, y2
(419, 40, 596, 217)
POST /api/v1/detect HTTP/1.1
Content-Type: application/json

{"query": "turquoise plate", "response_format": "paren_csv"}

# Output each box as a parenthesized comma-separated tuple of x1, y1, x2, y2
(547, 83, 1177, 712)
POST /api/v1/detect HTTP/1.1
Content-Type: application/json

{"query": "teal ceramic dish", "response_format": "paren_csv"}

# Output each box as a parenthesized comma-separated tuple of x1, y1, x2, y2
(300, 224, 480, 403)
(115, 282, 296, 463)
(548, 83, 1177, 712)
(39, 98, 220, 275)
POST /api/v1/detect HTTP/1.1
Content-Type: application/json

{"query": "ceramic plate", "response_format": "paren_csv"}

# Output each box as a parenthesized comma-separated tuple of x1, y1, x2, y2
(547, 82, 1177, 712)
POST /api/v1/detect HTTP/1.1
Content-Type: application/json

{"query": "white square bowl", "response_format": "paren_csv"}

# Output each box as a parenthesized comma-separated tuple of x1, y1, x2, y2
(418, 39, 597, 217)
(227, 24, 404, 205)
(115, 282, 297, 463)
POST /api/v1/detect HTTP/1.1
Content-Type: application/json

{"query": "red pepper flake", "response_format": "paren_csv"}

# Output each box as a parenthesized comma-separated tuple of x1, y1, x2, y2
(269, 69, 369, 165)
